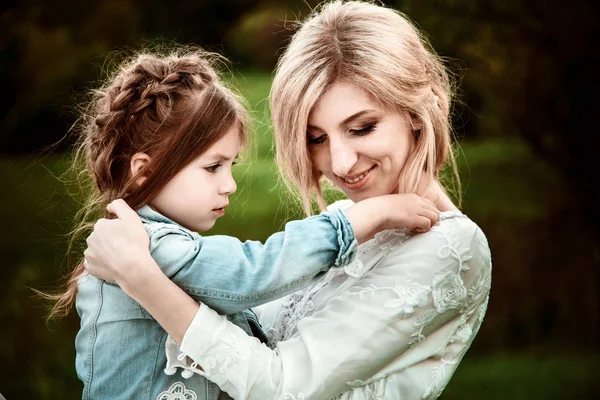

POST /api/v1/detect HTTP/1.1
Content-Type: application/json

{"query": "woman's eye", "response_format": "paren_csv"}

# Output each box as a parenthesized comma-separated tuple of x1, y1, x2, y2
(308, 134, 327, 145)
(205, 164, 221, 172)
(350, 123, 376, 136)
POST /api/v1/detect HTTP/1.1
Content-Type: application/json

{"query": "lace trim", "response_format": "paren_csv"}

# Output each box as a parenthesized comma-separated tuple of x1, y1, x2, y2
(156, 382, 197, 400)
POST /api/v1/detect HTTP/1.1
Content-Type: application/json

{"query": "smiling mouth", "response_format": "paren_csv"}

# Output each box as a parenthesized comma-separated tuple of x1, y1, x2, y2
(338, 166, 375, 189)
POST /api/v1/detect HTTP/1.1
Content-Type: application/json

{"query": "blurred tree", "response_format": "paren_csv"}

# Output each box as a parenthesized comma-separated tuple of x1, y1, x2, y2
(0, 0, 260, 154)
(399, 0, 599, 240)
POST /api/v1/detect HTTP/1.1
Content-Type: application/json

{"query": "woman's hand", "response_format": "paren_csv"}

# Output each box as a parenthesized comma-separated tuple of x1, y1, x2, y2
(84, 199, 154, 285)
(85, 199, 199, 343)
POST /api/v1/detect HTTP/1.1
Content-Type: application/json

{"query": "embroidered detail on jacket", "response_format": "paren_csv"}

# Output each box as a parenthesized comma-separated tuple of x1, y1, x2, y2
(156, 382, 197, 400)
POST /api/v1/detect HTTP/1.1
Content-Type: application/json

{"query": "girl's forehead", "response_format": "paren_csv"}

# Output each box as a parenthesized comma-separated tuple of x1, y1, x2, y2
(202, 126, 242, 159)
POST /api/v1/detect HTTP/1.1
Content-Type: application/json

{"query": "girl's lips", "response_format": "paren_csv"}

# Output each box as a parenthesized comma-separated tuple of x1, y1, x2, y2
(212, 208, 225, 216)
(338, 166, 375, 190)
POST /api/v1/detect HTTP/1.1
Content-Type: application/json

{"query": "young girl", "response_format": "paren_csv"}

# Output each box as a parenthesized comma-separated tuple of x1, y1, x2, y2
(83, 2, 492, 399)
(52, 48, 439, 399)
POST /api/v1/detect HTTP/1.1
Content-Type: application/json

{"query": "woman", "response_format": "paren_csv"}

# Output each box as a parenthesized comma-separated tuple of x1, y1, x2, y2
(84, 1, 491, 398)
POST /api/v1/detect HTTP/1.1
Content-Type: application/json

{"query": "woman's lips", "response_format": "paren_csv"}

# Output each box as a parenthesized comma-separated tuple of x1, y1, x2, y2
(338, 166, 375, 190)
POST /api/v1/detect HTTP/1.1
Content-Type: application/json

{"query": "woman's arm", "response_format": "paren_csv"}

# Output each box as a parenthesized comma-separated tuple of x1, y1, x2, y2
(84, 195, 439, 315)
(92, 219, 491, 399)
(117, 253, 199, 345)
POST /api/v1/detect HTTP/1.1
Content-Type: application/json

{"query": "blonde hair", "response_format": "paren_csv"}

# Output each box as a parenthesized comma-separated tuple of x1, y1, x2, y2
(271, 0, 459, 215)
(41, 47, 248, 319)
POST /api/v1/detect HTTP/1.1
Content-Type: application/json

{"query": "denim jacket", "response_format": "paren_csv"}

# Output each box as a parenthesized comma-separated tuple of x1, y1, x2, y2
(75, 205, 357, 400)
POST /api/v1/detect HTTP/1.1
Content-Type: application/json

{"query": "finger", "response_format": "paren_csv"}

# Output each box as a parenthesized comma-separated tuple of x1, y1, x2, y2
(415, 216, 432, 231)
(107, 199, 138, 221)
(86, 232, 95, 246)
(83, 248, 92, 269)
(420, 208, 439, 225)
(422, 201, 440, 216)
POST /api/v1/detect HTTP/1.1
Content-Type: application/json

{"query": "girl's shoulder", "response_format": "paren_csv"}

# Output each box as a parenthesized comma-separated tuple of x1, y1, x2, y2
(137, 205, 198, 241)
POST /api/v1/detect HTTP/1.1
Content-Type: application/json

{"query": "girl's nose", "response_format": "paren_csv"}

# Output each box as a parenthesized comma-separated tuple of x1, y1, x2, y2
(219, 171, 237, 195)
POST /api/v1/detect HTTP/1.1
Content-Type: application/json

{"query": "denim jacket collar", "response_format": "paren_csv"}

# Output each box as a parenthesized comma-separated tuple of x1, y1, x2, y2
(137, 204, 177, 224)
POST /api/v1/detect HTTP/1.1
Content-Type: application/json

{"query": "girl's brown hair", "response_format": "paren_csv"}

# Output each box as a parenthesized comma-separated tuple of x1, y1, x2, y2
(44, 48, 247, 319)
(271, 0, 459, 215)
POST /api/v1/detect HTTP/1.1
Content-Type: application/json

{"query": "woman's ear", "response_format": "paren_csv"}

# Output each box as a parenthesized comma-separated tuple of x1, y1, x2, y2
(130, 152, 151, 186)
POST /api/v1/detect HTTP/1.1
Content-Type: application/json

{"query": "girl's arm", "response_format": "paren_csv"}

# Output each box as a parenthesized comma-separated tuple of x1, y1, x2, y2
(84, 195, 438, 315)
(94, 219, 491, 399)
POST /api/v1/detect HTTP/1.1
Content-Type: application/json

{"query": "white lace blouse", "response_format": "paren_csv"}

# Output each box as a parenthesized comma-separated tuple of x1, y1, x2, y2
(165, 204, 492, 399)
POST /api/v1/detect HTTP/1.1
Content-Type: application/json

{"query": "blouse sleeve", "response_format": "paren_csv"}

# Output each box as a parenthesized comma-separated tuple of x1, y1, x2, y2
(169, 223, 492, 399)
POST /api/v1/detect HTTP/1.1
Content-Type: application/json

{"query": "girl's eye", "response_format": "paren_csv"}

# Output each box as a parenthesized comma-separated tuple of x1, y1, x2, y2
(205, 164, 221, 173)
(350, 123, 376, 136)
(308, 134, 327, 145)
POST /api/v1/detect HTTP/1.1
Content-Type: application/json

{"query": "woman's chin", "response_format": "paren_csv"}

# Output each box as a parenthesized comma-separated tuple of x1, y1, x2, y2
(343, 188, 388, 203)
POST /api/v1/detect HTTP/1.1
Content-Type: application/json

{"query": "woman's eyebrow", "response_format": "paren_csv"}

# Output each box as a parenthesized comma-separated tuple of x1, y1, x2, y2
(339, 110, 377, 127)
(307, 109, 378, 131)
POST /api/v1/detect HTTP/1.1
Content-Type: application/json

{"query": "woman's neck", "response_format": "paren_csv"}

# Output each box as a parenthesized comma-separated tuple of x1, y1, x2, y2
(425, 179, 459, 212)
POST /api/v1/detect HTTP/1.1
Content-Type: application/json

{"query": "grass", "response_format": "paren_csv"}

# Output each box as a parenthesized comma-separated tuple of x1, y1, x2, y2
(444, 352, 600, 399)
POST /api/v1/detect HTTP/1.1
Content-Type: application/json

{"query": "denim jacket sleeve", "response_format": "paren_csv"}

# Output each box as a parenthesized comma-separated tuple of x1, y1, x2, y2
(146, 208, 357, 315)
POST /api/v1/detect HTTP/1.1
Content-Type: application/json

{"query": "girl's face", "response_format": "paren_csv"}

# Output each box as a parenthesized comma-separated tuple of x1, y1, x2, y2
(307, 81, 415, 202)
(150, 127, 240, 232)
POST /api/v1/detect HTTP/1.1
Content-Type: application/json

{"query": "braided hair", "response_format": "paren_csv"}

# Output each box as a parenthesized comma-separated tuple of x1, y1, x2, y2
(44, 48, 248, 319)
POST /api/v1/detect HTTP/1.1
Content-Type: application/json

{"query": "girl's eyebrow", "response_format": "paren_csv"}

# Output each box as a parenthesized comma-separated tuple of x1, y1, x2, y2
(204, 153, 239, 162)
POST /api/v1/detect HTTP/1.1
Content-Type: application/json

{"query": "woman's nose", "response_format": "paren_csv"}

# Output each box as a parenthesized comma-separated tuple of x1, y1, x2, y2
(329, 138, 358, 177)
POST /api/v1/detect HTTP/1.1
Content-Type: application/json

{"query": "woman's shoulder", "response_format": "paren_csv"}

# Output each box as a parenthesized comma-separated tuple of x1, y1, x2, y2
(425, 210, 488, 250)
(379, 211, 491, 274)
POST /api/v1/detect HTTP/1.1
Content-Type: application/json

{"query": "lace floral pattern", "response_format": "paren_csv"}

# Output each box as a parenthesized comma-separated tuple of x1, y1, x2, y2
(349, 277, 430, 317)
(264, 292, 316, 345)
(156, 382, 197, 400)
(265, 228, 411, 345)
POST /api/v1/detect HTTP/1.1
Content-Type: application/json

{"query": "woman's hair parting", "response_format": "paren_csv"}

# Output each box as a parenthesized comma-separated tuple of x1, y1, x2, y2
(43, 47, 248, 319)
(271, 0, 459, 215)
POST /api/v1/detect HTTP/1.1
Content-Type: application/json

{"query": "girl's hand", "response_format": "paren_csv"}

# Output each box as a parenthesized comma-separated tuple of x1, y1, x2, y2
(380, 193, 440, 232)
(84, 199, 153, 284)
(345, 193, 439, 243)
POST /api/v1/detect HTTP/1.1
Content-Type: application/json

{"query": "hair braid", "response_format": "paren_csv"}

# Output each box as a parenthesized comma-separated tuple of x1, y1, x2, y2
(41, 47, 248, 320)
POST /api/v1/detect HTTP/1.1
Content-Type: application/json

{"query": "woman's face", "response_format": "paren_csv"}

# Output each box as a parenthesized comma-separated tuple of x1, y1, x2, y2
(307, 81, 415, 202)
